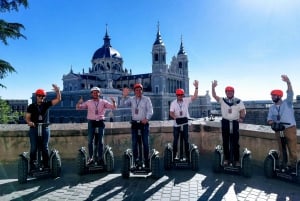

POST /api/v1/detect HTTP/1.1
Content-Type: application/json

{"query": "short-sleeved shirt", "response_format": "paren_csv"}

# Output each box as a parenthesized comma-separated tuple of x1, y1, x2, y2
(27, 101, 52, 124)
(170, 97, 192, 126)
(218, 97, 245, 121)
(78, 99, 115, 121)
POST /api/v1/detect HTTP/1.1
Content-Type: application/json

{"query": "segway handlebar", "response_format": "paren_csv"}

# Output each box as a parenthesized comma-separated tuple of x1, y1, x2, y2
(175, 117, 198, 126)
(271, 122, 290, 132)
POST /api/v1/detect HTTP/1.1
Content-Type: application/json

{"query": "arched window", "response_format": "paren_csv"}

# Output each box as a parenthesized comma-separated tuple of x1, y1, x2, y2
(154, 53, 158, 61)
(178, 62, 183, 68)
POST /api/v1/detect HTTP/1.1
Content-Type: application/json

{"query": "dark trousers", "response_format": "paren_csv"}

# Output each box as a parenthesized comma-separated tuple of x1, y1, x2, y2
(131, 122, 149, 162)
(29, 126, 50, 167)
(173, 124, 189, 159)
(221, 119, 240, 162)
(88, 120, 105, 160)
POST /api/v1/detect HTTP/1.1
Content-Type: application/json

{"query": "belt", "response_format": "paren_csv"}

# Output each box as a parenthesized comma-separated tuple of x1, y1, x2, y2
(222, 118, 238, 122)
(131, 120, 142, 123)
(286, 125, 296, 129)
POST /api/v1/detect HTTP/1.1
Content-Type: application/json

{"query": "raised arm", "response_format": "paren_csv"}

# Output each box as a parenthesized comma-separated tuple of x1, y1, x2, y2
(191, 80, 199, 101)
(281, 74, 293, 92)
(211, 80, 220, 102)
(51, 84, 61, 106)
(109, 97, 117, 109)
(76, 96, 84, 110)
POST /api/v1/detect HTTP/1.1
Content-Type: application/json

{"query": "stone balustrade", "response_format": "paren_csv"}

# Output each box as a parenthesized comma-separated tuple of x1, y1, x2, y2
(1, 119, 299, 166)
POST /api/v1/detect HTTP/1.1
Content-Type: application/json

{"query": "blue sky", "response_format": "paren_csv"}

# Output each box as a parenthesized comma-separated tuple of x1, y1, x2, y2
(1, 0, 300, 103)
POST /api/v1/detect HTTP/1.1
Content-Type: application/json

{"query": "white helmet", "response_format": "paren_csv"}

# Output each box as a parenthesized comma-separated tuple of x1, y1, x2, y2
(90, 87, 101, 92)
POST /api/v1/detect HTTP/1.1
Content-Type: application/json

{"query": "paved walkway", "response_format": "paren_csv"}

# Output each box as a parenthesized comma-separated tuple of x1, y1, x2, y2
(0, 154, 299, 201)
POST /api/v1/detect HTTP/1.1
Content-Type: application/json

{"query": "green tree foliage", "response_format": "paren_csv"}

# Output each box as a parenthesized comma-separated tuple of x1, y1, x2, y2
(0, 0, 28, 88)
(0, 98, 11, 123)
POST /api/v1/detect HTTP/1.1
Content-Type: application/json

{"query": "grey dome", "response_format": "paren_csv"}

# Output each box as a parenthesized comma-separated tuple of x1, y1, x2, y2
(92, 29, 122, 60)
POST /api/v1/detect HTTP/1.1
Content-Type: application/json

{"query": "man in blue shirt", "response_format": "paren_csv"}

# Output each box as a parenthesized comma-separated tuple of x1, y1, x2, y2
(267, 75, 298, 170)
(120, 83, 153, 168)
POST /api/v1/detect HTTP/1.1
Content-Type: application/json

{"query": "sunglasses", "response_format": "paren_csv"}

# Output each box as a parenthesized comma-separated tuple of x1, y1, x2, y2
(37, 95, 45, 98)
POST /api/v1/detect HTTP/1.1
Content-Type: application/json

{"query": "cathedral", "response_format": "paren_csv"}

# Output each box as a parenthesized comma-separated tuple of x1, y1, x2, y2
(44, 25, 212, 123)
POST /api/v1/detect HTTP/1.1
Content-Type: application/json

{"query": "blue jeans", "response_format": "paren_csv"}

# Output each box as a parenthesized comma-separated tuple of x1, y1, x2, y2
(131, 122, 149, 162)
(88, 120, 105, 160)
(173, 124, 189, 159)
(29, 126, 50, 167)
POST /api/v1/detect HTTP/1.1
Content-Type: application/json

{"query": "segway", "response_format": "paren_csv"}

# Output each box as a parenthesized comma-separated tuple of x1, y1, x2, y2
(164, 117, 200, 171)
(121, 121, 161, 179)
(212, 120, 252, 177)
(77, 121, 114, 175)
(18, 123, 61, 184)
(264, 122, 300, 183)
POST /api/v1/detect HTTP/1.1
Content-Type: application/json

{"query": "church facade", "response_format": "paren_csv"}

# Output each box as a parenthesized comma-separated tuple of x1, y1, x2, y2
(43, 25, 212, 123)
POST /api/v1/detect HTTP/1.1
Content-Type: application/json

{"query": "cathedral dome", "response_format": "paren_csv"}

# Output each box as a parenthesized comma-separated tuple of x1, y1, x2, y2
(92, 46, 122, 60)
(92, 28, 122, 60)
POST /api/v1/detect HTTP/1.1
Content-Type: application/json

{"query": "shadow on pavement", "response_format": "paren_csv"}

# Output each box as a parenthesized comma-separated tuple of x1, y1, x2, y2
(0, 159, 112, 200)
(85, 158, 198, 201)
(198, 153, 300, 201)
(1, 154, 300, 200)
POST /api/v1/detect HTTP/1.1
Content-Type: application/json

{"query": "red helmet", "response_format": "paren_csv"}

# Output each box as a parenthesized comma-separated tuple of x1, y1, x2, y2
(134, 83, 143, 90)
(176, 88, 184, 95)
(271, 89, 283, 97)
(225, 86, 234, 92)
(35, 89, 46, 96)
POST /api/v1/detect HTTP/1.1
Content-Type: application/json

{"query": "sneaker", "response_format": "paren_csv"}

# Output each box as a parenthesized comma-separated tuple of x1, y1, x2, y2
(290, 167, 296, 173)
(98, 159, 104, 166)
(87, 158, 94, 165)
(287, 165, 296, 173)
(235, 161, 241, 167)
(43, 160, 49, 169)
(223, 160, 229, 166)
(144, 160, 150, 169)
(135, 159, 141, 167)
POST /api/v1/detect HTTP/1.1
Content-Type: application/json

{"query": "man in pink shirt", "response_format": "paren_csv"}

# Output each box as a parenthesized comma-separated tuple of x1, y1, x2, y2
(76, 87, 116, 165)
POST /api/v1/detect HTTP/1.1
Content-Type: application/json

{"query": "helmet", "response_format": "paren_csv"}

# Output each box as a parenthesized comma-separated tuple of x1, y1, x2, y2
(134, 83, 143, 90)
(271, 89, 283, 97)
(176, 88, 185, 95)
(90, 87, 101, 92)
(225, 86, 234, 92)
(35, 89, 46, 96)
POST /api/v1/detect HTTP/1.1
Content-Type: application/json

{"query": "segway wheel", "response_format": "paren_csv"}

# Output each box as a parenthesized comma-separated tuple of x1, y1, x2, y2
(77, 151, 86, 175)
(122, 154, 130, 178)
(151, 155, 162, 179)
(264, 155, 275, 178)
(105, 150, 114, 172)
(18, 156, 28, 184)
(163, 147, 172, 170)
(241, 154, 252, 178)
(51, 153, 62, 178)
(296, 161, 300, 184)
(212, 150, 222, 173)
(191, 149, 200, 171)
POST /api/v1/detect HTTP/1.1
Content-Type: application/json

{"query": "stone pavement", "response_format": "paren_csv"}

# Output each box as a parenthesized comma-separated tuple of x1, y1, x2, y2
(0, 154, 300, 201)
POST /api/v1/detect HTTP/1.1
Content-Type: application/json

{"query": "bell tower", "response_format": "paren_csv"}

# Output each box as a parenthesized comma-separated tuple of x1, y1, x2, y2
(151, 23, 168, 94)
(176, 36, 189, 94)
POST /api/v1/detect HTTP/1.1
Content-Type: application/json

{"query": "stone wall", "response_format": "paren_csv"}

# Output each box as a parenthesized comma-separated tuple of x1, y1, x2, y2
(1, 120, 299, 166)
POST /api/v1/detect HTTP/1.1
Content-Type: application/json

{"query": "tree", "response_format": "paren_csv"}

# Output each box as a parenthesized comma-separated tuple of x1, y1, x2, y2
(0, 98, 11, 123)
(0, 0, 28, 88)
